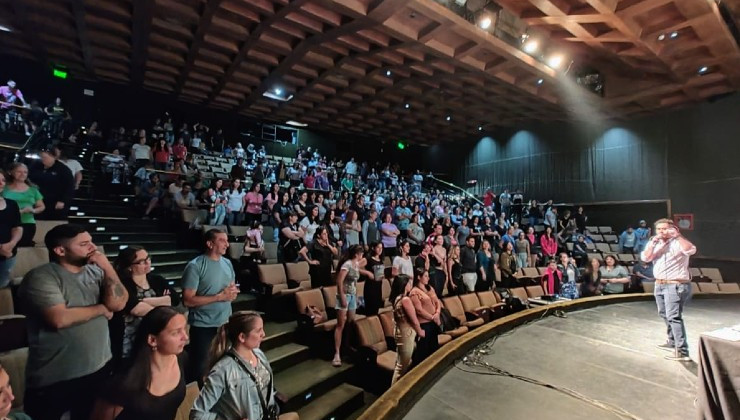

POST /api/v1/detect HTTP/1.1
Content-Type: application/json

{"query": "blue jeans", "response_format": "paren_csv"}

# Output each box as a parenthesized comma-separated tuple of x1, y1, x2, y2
(210, 205, 226, 225)
(225, 211, 243, 226)
(0, 256, 15, 288)
(654, 282, 692, 354)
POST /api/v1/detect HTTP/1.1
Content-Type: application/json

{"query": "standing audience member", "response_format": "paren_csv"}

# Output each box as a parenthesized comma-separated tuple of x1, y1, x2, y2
(446, 246, 462, 295)
(19, 224, 128, 420)
(406, 213, 425, 255)
(409, 269, 441, 367)
(619, 227, 637, 254)
(390, 274, 425, 385)
(182, 229, 238, 384)
(303, 226, 338, 288)
(430, 235, 448, 297)
(344, 209, 362, 247)
(90, 307, 188, 420)
(364, 242, 386, 316)
(580, 258, 603, 297)
(540, 259, 562, 295)
(191, 311, 298, 420)
(278, 212, 305, 263)
(208, 179, 227, 226)
(299, 206, 321, 243)
(332, 245, 373, 367)
(515, 232, 530, 269)
(557, 252, 580, 299)
(459, 236, 478, 292)
(634, 220, 651, 254)
(540, 226, 558, 262)
(224, 179, 245, 226)
(131, 136, 152, 168)
(244, 183, 264, 226)
(152, 139, 172, 171)
(0, 171, 22, 288)
(497, 241, 518, 288)
(392, 240, 414, 277)
(29, 150, 74, 220)
(380, 213, 400, 257)
(476, 240, 495, 291)
(54, 146, 83, 191)
(3, 163, 44, 246)
(361, 209, 381, 248)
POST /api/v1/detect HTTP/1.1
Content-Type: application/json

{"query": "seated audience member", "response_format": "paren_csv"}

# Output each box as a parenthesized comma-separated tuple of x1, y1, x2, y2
(191, 311, 298, 420)
(29, 149, 74, 220)
(3, 163, 44, 246)
(632, 259, 655, 287)
(390, 274, 425, 385)
(101, 149, 128, 184)
(139, 173, 163, 219)
(540, 259, 563, 295)
(0, 172, 22, 288)
(600, 255, 630, 294)
(90, 307, 188, 420)
(0, 362, 31, 420)
(302, 226, 338, 289)
(18, 224, 128, 420)
(580, 258, 604, 297)
(111, 246, 178, 368)
(409, 268, 441, 367)
(182, 229, 239, 384)
(619, 226, 637, 253)
(572, 234, 589, 267)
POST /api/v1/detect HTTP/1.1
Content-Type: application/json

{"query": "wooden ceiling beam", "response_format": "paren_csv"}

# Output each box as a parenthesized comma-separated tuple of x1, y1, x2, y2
(130, 0, 156, 86)
(173, 0, 226, 96)
(12, 1, 50, 67)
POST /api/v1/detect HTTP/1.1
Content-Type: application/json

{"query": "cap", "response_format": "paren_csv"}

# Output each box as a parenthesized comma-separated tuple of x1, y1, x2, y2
(639, 219, 646, 224)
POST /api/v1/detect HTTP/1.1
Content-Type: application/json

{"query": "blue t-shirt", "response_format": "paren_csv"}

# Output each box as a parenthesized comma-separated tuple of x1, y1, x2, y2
(182, 255, 235, 328)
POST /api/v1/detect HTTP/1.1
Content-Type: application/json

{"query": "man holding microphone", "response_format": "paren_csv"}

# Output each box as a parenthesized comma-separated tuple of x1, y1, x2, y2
(640, 218, 696, 361)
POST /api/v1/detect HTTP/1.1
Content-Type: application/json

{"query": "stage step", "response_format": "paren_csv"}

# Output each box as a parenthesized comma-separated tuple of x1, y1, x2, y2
(296, 383, 365, 420)
(275, 359, 355, 413)
(266, 342, 311, 373)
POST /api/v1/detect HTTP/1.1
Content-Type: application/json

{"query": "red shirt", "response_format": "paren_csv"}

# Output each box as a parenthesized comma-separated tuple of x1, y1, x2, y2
(483, 191, 494, 207)
(172, 144, 187, 160)
(154, 147, 171, 163)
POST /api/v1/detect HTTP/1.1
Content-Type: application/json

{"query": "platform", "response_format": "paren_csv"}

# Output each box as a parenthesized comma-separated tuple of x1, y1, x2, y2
(404, 299, 740, 420)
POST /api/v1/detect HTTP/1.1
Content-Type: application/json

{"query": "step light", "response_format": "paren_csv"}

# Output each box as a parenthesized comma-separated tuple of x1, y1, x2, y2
(118, 245, 129, 250)
(88, 219, 97, 224)
(70, 206, 79, 211)
(111, 236, 119, 241)
(96, 227, 105, 231)
(76, 212, 85, 216)
(123, 198, 129, 202)
(304, 392, 312, 400)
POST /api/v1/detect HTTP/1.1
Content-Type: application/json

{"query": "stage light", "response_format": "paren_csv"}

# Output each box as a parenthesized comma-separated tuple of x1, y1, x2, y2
(657, 34, 665, 41)
(546, 54, 564, 69)
(0, 24, 12, 32)
(670, 31, 679, 39)
(523, 40, 538, 54)
(479, 16, 492, 30)
(698, 66, 709, 75)
(537, 78, 544, 85)
(446, 115, 451, 121)
(386, 70, 392, 76)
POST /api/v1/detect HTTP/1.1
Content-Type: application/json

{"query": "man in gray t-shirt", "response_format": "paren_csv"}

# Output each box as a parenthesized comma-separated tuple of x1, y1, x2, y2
(18, 224, 128, 420)
(183, 229, 238, 384)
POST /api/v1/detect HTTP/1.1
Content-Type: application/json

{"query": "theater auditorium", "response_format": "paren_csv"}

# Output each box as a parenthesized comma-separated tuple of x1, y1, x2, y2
(0, 0, 739, 419)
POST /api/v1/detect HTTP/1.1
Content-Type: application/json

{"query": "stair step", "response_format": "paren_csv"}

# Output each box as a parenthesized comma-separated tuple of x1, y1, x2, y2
(96, 241, 177, 251)
(275, 359, 355, 412)
(262, 321, 297, 351)
(105, 249, 198, 262)
(231, 293, 258, 312)
(345, 392, 378, 420)
(265, 342, 310, 373)
(297, 383, 365, 420)
(91, 232, 176, 242)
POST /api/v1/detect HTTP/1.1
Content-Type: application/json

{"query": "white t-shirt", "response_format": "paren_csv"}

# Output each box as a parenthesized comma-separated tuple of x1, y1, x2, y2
(225, 190, 246, 212)
(300, 217, 319, 242)
(61, 159, 83, 176)
(132, 144, 151, 160)
(393, 256, 414, 277)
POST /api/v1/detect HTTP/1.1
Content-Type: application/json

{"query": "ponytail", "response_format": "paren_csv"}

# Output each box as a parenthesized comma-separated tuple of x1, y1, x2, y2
(206, 311, 262, 371)
(207, 324, 230, 371)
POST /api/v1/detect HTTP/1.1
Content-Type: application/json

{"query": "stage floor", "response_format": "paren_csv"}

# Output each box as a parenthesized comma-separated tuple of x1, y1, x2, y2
(404, 299, 740, 420)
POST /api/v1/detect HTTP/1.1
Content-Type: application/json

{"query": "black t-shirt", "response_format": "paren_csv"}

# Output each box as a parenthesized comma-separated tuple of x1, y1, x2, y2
(0, 198, 21, 260)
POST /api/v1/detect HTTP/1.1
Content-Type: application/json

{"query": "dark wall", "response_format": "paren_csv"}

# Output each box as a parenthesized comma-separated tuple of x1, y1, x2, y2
(450, 93, 740, 259)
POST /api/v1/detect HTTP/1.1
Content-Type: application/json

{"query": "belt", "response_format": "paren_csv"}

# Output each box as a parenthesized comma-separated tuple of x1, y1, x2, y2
(655, 279, 689, 284)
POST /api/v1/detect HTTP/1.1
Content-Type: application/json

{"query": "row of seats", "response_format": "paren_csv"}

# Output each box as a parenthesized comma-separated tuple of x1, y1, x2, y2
(642, 282, 739, 294)
(585, 226, 615, 234)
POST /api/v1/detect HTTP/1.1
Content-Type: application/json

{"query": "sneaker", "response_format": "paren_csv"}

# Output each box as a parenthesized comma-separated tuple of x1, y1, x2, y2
(664, 351, 691, 361)
(656, 343, 674, 352)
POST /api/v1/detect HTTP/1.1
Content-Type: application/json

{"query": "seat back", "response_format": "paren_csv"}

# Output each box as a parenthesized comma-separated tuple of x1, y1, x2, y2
(700, 268, 723, 283)
(697, 283, 719, 293)
(228, 225, 249, 238)
(458, 293, 482, 313)
(256, 264, 288, 294)
(295, 288, 328, 319)
(618, 254, 635, 263)
(717, 283, 739, 293)
(285, 261, 311, 290)
(590, 234, 604, 242)
(174, 382, 200, 420)
(202, 224, 227, 233)
(322, 285, 338, 309)
(0, 315, 27, 352)
(609, 243, 620, 252)
(181, 209, 199, 224)
(0, 287, 13, 316)
(598, 226, 612, 234)
(264, 242, 278, 263)
(522, 267, 539, 279)
(355, 316, 388, 353)
(642, 282, 655, 293)
(690, 282, 700, 294)
(33, 220, 67, 245)
(10, 247, 49, 286)
(603, 234, 618, 243)
(587, 252, 602, 262)
(509, 287, 529, 303)
(525, 285, 545, 298)
(595, 243, 611, 254)
(355, 281, 365, 298)
(381, 279, 391, 307)
(585, 226, 598, 234)
(262, 226, 274, 242)
(0, 347, 27, 408)
(378, 310, 394, 339)
(441, 296, 466, 323)
(476, 290, 498, 307)
(227, 243, 243, 260)
(689, 267, 702, 279)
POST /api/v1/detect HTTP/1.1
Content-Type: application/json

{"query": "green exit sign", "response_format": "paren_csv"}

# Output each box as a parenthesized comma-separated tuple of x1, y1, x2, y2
(53, 68, 68, 79)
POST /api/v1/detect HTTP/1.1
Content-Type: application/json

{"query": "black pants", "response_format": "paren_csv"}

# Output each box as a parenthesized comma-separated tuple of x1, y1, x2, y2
(24, 362, 111, 420)
(411, 321, 440, 368)
(19, 222, 36, 247)
(187, 325, 219, 385)
(431, 270, 445, 297)
(623, 246, 634, 254)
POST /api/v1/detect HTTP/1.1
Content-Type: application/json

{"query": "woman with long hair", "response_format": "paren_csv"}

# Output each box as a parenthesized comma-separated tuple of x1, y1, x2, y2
(224, 178, 245, 226)
(302, 226, 338, 288)
(343, 209, 361, 247)
(526, 226, 541, 267)
(406, 213, 425, 255)
(476, 239, 495, 291)
(558, 252, 580, 299)
(91, 307, 188, 420)
(3, 162, 44, 246)
(364, 241, 386, 316)
(540, 226, 558, 261)
(498, 241, 518, 289)
(515, 231, 530, 269)
(390, 274, 425, 385)
(192, 311, 297, 420)
(446, 245, 462, 295)
(244, 182, 264, 226)
(409, 268, 441, 367)
(540, 258, 562, 295)
(152, 138, 172, 171)
(111, 246, 178, 369)
(299, 205, 321, 243)
(600, 254, 630, 294)
(333, 245, 373, 367)
(430, 234, 448, 297)
(580, 258, 604, 297)
(272, 191, 292, 243)
(323, 209, 344, 249)
(208, 179, 227, 225)
(392, 240, 414, 277)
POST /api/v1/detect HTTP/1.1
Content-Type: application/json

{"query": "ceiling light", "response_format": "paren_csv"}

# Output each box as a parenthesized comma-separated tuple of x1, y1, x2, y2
(523, 40, 539, 54)
(446, 116, 451, 121)
(274, 88, 282, 95)
(0, 24, 11, 32)
(657, 34, 665, 41)
(479, 17, 492, 30)
(670, 31, 679, 39)
(386, 70, 392, 76)
(698, 66, 709, 75)
(478, 126, 483, 131)
(537, 79, 544, 85)
(404, 103, 410, 109)
(286, 120, 308, 127)
(546, 54, 564, 69)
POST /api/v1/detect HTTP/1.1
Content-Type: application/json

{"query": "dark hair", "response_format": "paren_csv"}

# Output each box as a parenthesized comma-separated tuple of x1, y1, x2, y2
(397, 240, 409, 256)
(249, 219, 262, 230)
(413, 268, 431, 291)
(122, 306, 182, 394)
(113, 245, 146, 279)
(335, 245, 364, 280)
(208, 310, 262, 370)
(368, 241, 383, 258)
(389, 274, 411, 305)
(45, 224, 88, 262)
(313, 226, 327, 242)
(204, 228, 225, 245)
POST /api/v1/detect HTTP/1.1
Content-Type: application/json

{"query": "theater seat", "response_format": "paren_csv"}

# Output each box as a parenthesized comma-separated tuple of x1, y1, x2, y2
(438, 334, 452, 346)
(284, 261, 312, 290)
(442, 296, 484, 330)
(9, 247, 49, 286)
(227, 225, 249, 239)
(0, 288, 13, 316)
(174, 382, 199, 420)
(33, 220, 67, 246)
(642, 282, 655, 293)
(690, 282, 700, 295)
(697, 283, 719, 293)
(509, 287, 530, 306)
(263, 226, 274, 242)
(355, 316, 397, 373)
(701, 268, 724, 283)
(717, 283, 739, 293)
(378, 310, 394, 341)
(295, 288, 336, 332)
(264, 242, 278, 264)
(525, 285, 545, 298)
(476, 290, 506, 312)
(0, 347, 27, 409)
(257, 264, 300, 296)
(227, 243, 243, 260)
(0, 315, 27, 352)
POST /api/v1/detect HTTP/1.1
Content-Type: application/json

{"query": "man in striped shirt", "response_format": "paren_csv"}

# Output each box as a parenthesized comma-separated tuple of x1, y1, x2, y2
(641, 218, 696, 361)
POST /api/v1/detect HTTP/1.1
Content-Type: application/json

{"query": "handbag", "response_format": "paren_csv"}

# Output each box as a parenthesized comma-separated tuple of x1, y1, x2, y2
(439, 307, 460, 332)
(228, 351, 279, 420)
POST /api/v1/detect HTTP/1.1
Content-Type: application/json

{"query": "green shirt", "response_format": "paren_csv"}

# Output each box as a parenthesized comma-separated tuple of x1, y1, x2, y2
(2, 186, 43, 224)
(182, 255, 235, 328)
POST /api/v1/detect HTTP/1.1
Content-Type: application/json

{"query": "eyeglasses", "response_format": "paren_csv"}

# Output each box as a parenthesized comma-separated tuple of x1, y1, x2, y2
(133, 257, 151, 265)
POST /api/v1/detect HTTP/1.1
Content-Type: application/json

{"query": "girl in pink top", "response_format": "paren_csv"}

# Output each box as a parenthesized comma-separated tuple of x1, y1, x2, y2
(540, 226, 558, 259)
(244, 183, 263, 225)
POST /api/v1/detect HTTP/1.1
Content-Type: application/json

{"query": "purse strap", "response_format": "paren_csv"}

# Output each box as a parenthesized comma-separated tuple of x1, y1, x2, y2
(227, 350, 273, 420)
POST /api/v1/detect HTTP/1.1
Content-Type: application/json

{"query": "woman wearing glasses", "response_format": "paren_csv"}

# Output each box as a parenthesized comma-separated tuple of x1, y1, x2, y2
(111, 245, 180, 370)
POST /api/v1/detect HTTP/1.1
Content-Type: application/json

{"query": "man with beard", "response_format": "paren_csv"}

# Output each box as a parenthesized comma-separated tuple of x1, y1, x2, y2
(18, 224, 128, 420)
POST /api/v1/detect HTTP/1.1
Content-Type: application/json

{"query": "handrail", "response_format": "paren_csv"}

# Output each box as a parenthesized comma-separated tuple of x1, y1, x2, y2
(0, 143, 22, 150)
(357, 292, 740, 420)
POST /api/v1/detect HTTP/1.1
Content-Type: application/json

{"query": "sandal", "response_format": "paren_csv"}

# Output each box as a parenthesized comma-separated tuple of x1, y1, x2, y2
(331, 356, 342, 367)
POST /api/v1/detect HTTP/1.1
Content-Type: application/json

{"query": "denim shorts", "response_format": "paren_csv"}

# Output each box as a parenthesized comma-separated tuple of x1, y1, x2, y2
(335, 293, 357, 311)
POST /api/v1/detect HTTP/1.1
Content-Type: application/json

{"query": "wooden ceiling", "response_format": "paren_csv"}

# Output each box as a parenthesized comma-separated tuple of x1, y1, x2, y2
(0, 0, 738, 143)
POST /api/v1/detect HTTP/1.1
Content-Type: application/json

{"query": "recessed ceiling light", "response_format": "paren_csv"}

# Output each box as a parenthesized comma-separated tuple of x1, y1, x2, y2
(286, 120, 308, 127)
(478, 126, 483, 131)
(657, 34, 665, 41)
(698, 66, 709, 75)
(479, 17, 492, 30)
(274, 88, 282, 95)
(386, 70, 392, 76)
(0, 24, 12, 32)
(523, 40, 538, 54)
(404, 103, 410, 109)
(537, 79, 544, 85)
(546, 54, 564, 69)
(670, 31, 679, 39)
(446, 116, 451, 121)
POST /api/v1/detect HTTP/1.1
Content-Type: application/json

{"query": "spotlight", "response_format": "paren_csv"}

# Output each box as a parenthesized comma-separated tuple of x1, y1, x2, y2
(0, 24, 11, 32)
(479, 16, 492, 30)
(446, 115, 451, 121)
(523, 40, 538, 54)
(670, 31, 679, 39)
(698, 66, 709, 75)
(547, 54, 564, 69)
(404, 103, 410, 109)
(478, 126, 482, 131)
(657, 34, 665, 41)
(386, 70, 392, 76)
(274, 88, 282, 95)
(537, 79, 544, 85)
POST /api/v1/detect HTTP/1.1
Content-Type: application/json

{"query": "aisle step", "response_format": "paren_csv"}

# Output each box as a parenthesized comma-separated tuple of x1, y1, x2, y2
(275, 359, 355, 413)
(95, 241, 176, 252)
(296, 383, 365, 420)
(262, 321, 298, 351)
(266, 342, 311, 373)
(91, 232, 176, 242)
